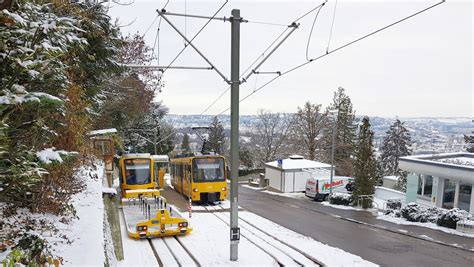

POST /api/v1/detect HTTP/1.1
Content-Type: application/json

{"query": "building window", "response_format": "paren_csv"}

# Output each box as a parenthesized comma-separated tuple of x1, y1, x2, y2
(458, 183, 472, 212)
(423, 175, 433, 197)
(442, 179, 456, 209)
(417, 175, 423, 195)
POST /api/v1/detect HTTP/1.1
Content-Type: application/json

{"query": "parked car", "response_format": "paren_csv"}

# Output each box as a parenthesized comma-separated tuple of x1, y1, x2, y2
(305, 176, 354, 201)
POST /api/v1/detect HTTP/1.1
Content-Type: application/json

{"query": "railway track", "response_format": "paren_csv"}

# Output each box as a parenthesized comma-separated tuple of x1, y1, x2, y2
(203, 204, 323, 267)
(149, 236, 201, 267)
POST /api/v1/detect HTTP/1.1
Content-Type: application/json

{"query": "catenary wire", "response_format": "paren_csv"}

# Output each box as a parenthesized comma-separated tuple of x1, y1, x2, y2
(199, 27, 290, 115)
(292, 1, 327, 23)
(199, 1, 327, 115)
(216, 0, 446, 115)
(326, 0, 338, 53)
(142, 15, 159, 38)
(305, 3, 325, 61)
(246, 20, 289, 27)
(161, 0, 229, 75)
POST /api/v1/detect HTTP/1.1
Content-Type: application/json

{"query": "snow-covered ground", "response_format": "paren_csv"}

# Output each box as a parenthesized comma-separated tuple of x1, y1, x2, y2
(60, 163, 106, 265)
(0, 162, 107, 265)
(117, 203, 377, 266)
(241, 184, 307, 199)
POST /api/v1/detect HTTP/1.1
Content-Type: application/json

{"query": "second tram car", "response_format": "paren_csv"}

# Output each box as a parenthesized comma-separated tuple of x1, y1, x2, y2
(170, 155, 227, 202)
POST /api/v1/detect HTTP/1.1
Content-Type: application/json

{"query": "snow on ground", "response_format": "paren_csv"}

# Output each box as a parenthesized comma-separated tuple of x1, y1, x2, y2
(242, 185, 307, 199)
(59, 162, 106, 265)
(118, 211, 158, 266)
(320, 201, 364, 211)
(377, 213, 474, 238)
(0, 162, 107, 265)
(240, 212, 377, 267)
(177, 212, 277, 266)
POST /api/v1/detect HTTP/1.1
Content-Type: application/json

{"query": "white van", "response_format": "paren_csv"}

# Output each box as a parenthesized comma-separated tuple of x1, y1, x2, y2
(305, 176, 353, 201)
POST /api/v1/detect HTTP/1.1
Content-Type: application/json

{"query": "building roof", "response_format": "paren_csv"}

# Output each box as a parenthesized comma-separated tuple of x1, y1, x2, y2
(88, 128, 117, 136)
(399, 152, 474, 183)
(265, 157, 331, 171)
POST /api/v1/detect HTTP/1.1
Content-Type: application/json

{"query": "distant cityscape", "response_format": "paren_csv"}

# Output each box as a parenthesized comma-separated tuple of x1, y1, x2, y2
(165, 115, 473, 155)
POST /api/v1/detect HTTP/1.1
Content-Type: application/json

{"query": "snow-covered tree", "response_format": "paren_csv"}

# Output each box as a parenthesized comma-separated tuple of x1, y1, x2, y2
(379, 119, 412, 191)
(353, 117, 377, 208)
(294, 101, 328, 160)
(323, 87, 357, 176)
(1, 1, 123, 209)
(464, 134, 474, 153)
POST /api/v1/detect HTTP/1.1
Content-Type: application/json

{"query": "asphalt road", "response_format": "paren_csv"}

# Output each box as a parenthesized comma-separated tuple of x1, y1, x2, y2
(238, 185, 474, 267)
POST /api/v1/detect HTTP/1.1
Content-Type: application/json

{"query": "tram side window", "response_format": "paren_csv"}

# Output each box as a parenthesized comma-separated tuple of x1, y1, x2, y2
(124, 159, 151, 185)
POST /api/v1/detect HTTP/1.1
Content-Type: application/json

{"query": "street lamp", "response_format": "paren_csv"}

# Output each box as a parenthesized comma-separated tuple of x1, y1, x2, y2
(328, 111, 338, 195)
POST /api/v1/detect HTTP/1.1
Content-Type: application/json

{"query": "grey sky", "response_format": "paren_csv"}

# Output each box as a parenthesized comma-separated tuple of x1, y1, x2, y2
(108, 0, 472, 117)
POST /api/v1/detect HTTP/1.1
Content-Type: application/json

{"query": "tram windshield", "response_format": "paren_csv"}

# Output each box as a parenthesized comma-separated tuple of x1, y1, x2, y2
(192, 158, 225, 182)
(124, 158, 151, 185)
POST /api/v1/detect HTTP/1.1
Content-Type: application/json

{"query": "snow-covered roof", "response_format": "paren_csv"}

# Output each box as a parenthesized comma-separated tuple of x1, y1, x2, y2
(88, 128, 117, 136)
(383, 175, 399, 181)
(151, 155, 169, 162)
(399, 152, 474, 183)
(265, 157, 331, 170)
(400, 152, 474, 169)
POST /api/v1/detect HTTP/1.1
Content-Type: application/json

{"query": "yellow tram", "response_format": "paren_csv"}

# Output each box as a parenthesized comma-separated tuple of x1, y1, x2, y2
(170, 154, 228, 202)
(119, 153, 161, 199)
(118, 153, 191, 239)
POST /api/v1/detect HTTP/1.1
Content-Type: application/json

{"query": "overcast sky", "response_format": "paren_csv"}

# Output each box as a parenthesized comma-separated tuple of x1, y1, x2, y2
(108, 0, 472, 118)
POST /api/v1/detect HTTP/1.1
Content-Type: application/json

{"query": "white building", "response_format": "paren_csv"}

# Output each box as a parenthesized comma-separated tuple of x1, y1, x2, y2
(400, 152, 474, 214)
(265, 155, 332, 193)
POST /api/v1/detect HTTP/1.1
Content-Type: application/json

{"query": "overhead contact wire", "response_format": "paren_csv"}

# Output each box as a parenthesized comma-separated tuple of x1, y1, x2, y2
(161, 0, 229, 75)
(326, 0, 338, 53)
(305, 3, 325, 61)
(199, 27, 290, 115)
(216, 0, 446, 115)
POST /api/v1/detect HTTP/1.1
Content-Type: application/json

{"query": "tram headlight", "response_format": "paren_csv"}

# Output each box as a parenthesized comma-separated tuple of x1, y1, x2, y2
(193, 188, 198, 192)
(221, 187, 227, 191)
(137, 225, 148, 231)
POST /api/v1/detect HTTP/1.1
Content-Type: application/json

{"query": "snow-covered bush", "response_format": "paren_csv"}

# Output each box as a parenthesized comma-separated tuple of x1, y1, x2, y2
(436, 208, 471, 229)
(383, 208, 401, 217)
(329, 192, 353, 206)
(400, 203, 423, 222)
(388, 203, 473, 230)
(386, 199, 402, 210)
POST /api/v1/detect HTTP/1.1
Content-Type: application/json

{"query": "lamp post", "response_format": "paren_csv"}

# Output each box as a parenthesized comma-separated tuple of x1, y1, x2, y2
(328, 111, 338, 195)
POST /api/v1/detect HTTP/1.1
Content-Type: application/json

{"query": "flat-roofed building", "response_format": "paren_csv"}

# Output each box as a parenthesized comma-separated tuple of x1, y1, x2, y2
(400, 152, 474, 214)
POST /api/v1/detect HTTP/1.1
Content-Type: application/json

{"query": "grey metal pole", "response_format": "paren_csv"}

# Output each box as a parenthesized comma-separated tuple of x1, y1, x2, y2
(154, 127, 158, 155)
(230, 9, 240, 262)
(329, 117, 337, 195)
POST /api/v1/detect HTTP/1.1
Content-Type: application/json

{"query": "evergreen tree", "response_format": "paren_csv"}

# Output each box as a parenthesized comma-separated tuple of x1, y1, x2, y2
(353, 117, 377, 208)
(208, 116, 225, 154)
(464, 134, 474, 153)
(239, 146, 253, 170)
(324, 87, 357, 176)
(0, 2, 122, 210)
(379, 119, 412, 191)
(182, 133, 191, 152)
